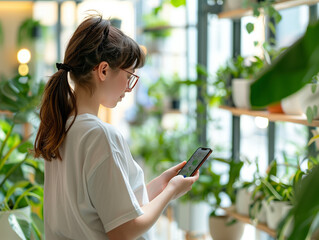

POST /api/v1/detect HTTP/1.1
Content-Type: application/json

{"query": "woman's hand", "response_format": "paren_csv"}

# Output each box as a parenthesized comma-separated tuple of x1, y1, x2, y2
(147, 161, 187, 201)
(159, 161, 187, 190)
(165, 170, 199, 200)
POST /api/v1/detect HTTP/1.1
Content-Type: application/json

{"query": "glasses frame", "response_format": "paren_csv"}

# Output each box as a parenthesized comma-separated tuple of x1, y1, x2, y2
(122, 69, 139, 90)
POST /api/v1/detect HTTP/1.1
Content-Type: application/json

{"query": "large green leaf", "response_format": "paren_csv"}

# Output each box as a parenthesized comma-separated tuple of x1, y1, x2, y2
(287, 165, 319, 239)
(250, 20, 319, 106)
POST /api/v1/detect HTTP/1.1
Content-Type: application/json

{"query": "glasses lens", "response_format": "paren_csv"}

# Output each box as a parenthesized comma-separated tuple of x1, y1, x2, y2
(129, 76, 137, 89)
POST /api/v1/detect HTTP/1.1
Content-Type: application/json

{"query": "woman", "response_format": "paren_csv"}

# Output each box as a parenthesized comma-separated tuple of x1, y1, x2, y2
(34, 14, 199, 240)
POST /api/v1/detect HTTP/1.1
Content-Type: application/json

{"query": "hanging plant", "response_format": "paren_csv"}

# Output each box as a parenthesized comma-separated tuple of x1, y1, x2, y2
(17, 18, 44, 46)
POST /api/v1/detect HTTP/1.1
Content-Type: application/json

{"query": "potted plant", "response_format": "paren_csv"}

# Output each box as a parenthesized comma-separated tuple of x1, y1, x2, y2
(142, 7, 172, 53)
(181, 157, 245, 240)
(221, 55, 264, 109)
(17, 18, 45, 47)
(0, 118, 44, 240)
(0, 74, 45, 239)
(148, 74, 183, 112)
(281, 74, 319, 123)
(243, 0, 288, 113)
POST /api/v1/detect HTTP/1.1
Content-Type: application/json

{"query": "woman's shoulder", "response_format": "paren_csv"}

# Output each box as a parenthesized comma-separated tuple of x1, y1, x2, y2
(69, 113, 124, 143)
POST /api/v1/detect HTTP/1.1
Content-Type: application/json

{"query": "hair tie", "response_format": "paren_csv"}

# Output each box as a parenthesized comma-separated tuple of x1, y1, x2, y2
(56, 63, 73, 72)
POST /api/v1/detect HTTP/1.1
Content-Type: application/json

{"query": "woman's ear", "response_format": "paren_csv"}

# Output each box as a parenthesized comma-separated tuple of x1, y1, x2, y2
(97, 61, 110, 81)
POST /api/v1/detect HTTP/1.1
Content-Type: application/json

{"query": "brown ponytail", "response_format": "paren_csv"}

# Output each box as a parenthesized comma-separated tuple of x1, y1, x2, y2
(34, 13, 145, 161)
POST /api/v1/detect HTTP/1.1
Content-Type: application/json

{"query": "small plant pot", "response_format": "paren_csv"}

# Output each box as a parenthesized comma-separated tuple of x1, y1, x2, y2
(0, 206, 31, 240)
(264, 201, 290, 230)
(175, 201, 210, 234)
(235, 188, 252, 216)
(267, 102, 284, 113)
(232, 79, 254, 109)
(251, 199, 267, 224)
(209, 215, 245, 240)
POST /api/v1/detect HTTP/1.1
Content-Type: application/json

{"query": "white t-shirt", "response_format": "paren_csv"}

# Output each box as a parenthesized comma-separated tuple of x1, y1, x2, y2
(44, 114, 153, 240)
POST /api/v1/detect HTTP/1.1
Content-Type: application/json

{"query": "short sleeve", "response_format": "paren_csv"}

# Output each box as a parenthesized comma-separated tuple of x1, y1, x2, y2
(87, 151, 144, 233)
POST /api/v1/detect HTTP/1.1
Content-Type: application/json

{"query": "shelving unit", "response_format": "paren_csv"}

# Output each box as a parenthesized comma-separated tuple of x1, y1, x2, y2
(141, 24, 195, 33)
(196, 1, 319, 239)
(219, 106, 319, 127)
(223, 207, 276, 238)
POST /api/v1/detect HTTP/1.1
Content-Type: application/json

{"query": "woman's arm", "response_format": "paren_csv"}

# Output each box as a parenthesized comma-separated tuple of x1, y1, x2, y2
(106, 171, 199, 240)
(147, 161, 187, 201)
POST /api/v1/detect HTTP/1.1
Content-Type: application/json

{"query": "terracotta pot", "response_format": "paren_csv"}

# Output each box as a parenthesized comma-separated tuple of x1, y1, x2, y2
(209, 215, 245, 240)
(267, 102, 284, 113)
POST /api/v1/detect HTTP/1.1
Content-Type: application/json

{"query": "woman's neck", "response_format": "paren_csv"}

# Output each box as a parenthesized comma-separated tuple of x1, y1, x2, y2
(73, 86, 100, 116)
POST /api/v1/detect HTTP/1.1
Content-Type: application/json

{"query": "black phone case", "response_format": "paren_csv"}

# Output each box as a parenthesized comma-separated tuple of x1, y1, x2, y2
(178, 147, 212, 177)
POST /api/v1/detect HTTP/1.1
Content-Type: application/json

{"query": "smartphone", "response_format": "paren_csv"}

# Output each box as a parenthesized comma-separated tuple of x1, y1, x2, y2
(178, 147, 213, 177)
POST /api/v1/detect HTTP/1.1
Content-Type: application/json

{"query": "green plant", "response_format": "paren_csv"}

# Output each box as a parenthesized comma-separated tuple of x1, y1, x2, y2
(0, 118, 44, 239)
(0, 74, 45, 239)
(142, 13, 171, 39)
(17, 18, 45, 46)
(183, 157, 244, 216)
(148, 73, 183, 111)
(285, 164, 319, 240)
(244, 0, 282, 37)
(213, 55, 264, 107)
(250, 20, 319, 107)
(130, 117, 199, 177)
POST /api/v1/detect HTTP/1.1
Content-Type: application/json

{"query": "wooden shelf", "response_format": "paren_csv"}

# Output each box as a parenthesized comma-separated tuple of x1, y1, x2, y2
(141, 24, 195, 33)
(218, 0, 319, 19)
(223, 207, 276, 238)
(219, 105, 319, 127)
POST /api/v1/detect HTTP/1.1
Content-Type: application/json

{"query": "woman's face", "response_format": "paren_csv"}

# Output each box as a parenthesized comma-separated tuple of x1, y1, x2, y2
(99, 66, 134, 108)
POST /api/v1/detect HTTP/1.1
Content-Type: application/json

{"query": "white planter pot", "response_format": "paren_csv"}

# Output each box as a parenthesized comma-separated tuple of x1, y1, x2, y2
(282, 83, 319, 118)
(209, 215, 245, 240)
(175, 201, 210, 233)
(232, 79, 254, 109)
(0, 206, 31, 240)
(251, 199, 267, 224)
(264, 201, 290, 230)
(235, 188, 252, 216)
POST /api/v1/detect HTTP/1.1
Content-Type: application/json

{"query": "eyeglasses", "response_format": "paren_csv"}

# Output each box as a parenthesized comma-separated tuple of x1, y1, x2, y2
(122, 69, 139, 90)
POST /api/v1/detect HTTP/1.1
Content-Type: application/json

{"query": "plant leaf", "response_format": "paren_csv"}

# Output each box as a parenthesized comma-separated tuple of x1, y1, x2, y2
(251, 20, 319, 107)
(8, 214, 29, 240)
(246, 23, 254, 34)
(306, 106, 314, 124)
(308, 134, 319, 146)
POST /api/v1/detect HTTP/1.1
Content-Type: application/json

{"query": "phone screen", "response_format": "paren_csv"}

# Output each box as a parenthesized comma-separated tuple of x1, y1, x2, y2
(178, 147, 212, 177)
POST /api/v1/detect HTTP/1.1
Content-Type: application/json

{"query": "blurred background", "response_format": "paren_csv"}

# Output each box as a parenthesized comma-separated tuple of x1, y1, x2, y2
(0, 0, 319, 240)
